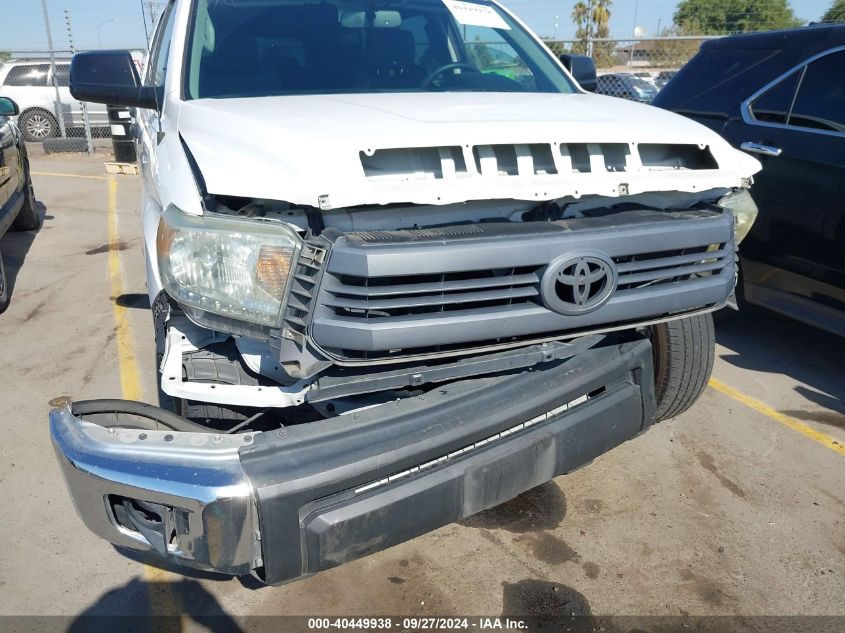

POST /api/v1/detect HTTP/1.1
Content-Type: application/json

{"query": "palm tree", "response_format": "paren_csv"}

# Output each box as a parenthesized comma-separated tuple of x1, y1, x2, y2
(570, 0, 614, 61)
(592, 0, 613, 38)
(571, 1, 589, 36)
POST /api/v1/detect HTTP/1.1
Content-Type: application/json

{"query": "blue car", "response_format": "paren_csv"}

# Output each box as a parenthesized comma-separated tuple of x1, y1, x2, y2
(596, 73, 658, 103)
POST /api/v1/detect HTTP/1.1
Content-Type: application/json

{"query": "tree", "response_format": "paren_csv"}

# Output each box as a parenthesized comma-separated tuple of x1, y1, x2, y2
(571, 1, 590, 48)
(0, 52, 10, 63)
(651, 23, 705, 69)
(674, 0, 803, 34)
(822, 0, 845, 22)
(570, 0, 615, 66)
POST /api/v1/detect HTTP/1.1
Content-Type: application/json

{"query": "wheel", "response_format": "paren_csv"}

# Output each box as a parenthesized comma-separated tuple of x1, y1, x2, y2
(19, 109, 58, 142)
(11, 155, 41, 231)
(650, 313, 715, 422)
(0, 251, 9, 314)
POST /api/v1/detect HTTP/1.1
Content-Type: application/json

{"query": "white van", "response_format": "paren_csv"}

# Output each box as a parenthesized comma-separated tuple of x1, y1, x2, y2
(0, 59, 108, 141)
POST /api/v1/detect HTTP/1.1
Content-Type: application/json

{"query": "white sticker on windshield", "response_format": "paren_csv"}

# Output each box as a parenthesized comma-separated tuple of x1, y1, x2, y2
(443, 0, 511, 30)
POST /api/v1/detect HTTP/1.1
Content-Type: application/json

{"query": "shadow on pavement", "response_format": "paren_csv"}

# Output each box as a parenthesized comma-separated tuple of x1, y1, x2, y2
(114, 292, 151, 310)
(67, 577, 243, 633)
(112, 546, 237, 583)
(0, 201, 47, 303)
(114, 545, 269, 591)
(715, 305, 845, 415)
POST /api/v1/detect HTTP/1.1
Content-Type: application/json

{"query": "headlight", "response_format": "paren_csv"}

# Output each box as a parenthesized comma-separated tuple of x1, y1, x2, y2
(157, 205, 302, 329)
(719, 188, 758, 245)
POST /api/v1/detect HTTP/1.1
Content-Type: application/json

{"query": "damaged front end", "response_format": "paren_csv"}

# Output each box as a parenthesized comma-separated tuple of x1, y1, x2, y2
(52, 335, 655, 584)
(51, 107, 760, 583)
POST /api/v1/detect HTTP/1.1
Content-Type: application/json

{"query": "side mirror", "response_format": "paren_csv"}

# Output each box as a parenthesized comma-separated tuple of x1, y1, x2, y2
(559, 54, 597, 93)
(70, 50, 159, 111)
(0, 97, 20, 117)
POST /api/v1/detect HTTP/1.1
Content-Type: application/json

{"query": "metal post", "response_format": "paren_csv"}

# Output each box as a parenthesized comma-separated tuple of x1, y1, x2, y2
(630, 0, 639, 66)
(140, 0, 151, 46)
(40, 0, 67, 139)
(97, 19, 116, 49)
(64, 10, 94, 155)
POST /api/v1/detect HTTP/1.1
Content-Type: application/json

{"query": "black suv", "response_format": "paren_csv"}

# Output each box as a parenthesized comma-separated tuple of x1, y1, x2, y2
(654, 24, 845, 336)
(0, 96, 40, 313)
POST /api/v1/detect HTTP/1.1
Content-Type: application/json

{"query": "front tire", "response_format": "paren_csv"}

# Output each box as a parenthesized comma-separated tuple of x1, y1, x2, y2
(11, 156, 41, 231)
(650, 313, 715, 422)
(19, 109, 58, 142)
(0, 252, 9, 314)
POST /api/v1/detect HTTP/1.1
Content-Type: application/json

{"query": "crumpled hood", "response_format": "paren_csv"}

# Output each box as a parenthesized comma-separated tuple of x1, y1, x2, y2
(178, 92, 761, 209)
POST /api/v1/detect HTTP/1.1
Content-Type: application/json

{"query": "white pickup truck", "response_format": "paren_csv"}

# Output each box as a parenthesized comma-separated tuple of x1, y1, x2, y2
(53, 0, 760, 586)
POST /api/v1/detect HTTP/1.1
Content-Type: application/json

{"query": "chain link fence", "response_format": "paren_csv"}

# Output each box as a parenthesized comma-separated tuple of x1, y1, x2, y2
(544, 36, 722, 102)
(0, 49, 146, 156)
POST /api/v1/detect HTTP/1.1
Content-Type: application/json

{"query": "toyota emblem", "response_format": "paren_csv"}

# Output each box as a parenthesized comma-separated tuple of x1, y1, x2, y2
(541, 251, 617, 315)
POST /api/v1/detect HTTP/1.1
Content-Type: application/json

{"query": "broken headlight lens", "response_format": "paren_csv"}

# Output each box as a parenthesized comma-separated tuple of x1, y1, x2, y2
(718, 188, 758, 245)
(157, 205, 302, 328)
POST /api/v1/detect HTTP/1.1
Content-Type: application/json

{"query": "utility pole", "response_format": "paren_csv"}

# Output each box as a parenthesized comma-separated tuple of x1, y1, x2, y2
(140, 0, 150, 46)
(147, 1, 158, 28)
(631, 0, 640, 66)
(97, 19, 116, 49)
(40, 0, 67, 139)
(586, 0, 594, 58)
(64, 9, 94, 155)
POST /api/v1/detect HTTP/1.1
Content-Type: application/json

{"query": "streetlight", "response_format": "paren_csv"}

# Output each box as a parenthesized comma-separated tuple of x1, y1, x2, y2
(554, 14, 559, 40)
(97, 18, 116, 48)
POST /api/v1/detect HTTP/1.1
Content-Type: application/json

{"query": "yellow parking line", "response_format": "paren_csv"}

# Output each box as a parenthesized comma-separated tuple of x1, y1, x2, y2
(709, 378, 845, 456)
(32, 170, 109, 181)
(107, 178, 143, 402)
(106, 177, 183, 625)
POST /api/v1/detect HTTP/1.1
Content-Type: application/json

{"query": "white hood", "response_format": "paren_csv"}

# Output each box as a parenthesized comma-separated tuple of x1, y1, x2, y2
(178, 92, 761, 209)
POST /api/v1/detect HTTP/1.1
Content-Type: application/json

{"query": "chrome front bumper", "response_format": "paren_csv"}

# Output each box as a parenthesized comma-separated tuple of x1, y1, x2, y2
(49, 407, 259, 575)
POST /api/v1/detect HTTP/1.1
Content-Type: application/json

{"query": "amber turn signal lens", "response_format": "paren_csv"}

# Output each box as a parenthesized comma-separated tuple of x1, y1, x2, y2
(256, 245, 294, 297)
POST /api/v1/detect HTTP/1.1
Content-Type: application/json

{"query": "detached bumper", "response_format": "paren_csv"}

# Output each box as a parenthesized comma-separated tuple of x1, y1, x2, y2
(50, 338, 654, 585)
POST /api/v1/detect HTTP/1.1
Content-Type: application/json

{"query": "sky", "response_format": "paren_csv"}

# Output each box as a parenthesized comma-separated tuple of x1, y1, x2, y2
(0, 0, 837, 52)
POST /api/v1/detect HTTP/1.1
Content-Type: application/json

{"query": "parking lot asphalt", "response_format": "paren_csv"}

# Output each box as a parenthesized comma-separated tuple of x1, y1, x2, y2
(1, 155, 843, 628)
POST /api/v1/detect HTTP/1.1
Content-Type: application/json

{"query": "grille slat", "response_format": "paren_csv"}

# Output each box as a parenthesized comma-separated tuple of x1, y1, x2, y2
(618, 260, 725, 286)
(616, 246, 730, 273)
(325, 285, 539, 311)
(326, 272, 540, 298)
(325, 267, 540, 320)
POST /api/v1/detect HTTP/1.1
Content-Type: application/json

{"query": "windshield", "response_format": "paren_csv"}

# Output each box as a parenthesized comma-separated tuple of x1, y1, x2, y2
(185, 0, 577, 99)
